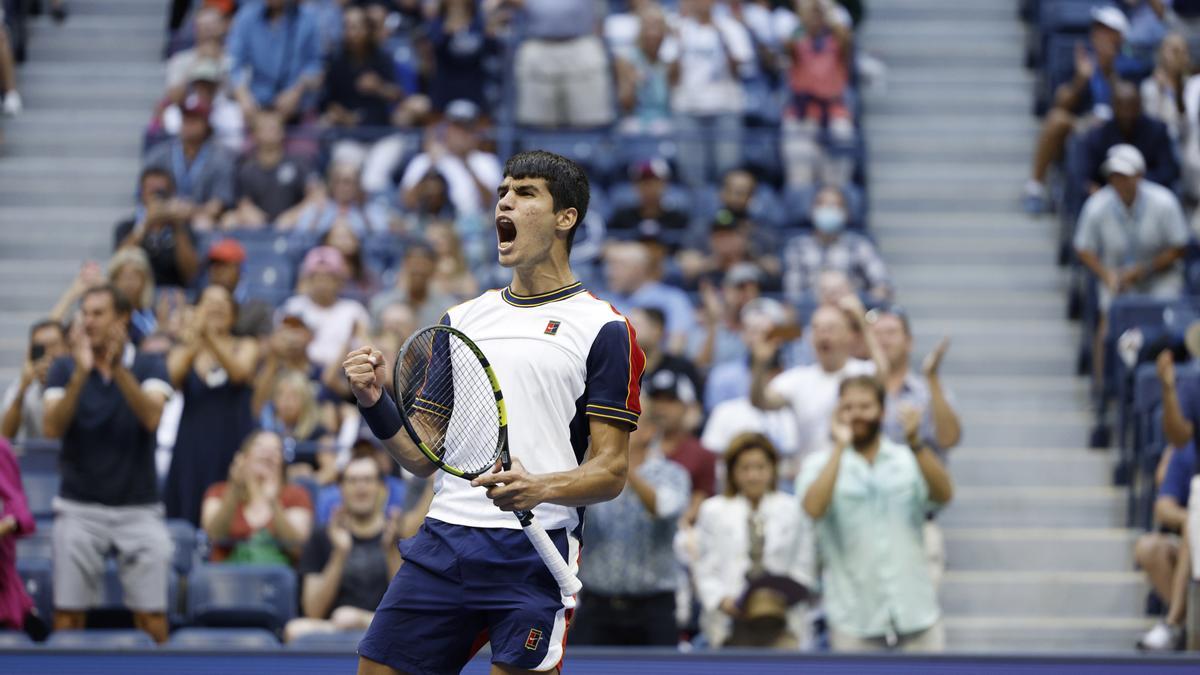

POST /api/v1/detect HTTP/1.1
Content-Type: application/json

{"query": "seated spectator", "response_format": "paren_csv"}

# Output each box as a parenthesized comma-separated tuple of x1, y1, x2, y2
(782, 0, 856, 187)
(613, 3, 674, 135)
(647, 369, 714, 525)
(691, 263, 763, 369)
(693, 433, 814, 648)
(0, 438, 41, 639)
(394, 169, 457, 234)
(287, 160, 388, 236)
(399, 101, 502, 219)
(702, 350, 802, 467)
(513, 0, 614, 128)
(422, 0, 500, 113)
(42, 285, 174, 643)
(165, 7, 231, 99)
(259, 370, 335, 484)
(164, 286, 259, 526)
(782, 186, 892, 303)
(1025, 6, 1129, 213)
(664, 0, 752, 188)
(321, 223, 382, 302)
(321, 6, 404, 129)
(157, 56, 245, 154)
(0, 16, 20, 117)
(750, 296, 886, 465)
(369, 301, 418, 362)
(1080, 80, 1179, 192)
(1074, 145, 1188, 395)
(369, 242, 458, 329)
(227, 0, 323, 121)
(205, 238, 275, 337)
(252, 312, 336, 425)
(702, 296, 793, 409)
(47, 261, 106, 326)
(630, 306, 704, 407)
(112, 168, 201, 288)
(425, 221, 479, 300)
(2, 320, 68, 442)
(715, 169, 759, 226)
(1140, 33, 1190, 143)
(202, 430, 315, 564)
(106, 248, 158, 345)
(313, 440, 411, 526)
(572, 405, 690, 646)
(799, 377, 952, 652)
(1134, 442, 1194, 651)
(285, 453, 427, 642)
(870, 308, 962, 456)
(142, 94, 237, 232)
(678, 210, 774, 291)
(608, 160, 690, 246)
(279, 246, 371, 367)
(604, 242, 696, 354)
(225, 109, 316, 229)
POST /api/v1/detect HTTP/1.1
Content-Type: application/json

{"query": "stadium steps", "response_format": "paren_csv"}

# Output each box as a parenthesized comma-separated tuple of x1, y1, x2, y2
(861, 0, 1144, 652)
(0, 0, 164, 382)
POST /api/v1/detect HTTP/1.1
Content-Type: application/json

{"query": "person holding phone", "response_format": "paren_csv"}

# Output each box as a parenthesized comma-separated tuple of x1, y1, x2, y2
(1, 320, 68, 442)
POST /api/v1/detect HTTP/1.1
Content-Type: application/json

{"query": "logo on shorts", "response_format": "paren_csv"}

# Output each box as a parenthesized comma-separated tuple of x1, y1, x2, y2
(544, 320, 561, 336)
(524, 628, 544, 651)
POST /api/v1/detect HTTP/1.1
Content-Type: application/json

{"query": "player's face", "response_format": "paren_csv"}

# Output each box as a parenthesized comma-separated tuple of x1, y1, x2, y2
(495, 177, 569, 269)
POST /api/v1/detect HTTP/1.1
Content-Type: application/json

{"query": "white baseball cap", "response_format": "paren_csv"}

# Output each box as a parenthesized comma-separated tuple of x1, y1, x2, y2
(1102, 143, 1146, 176)
(1091, 6, 1130, 37)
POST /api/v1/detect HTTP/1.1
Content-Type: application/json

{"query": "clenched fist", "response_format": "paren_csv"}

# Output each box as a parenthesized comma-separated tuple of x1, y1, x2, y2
(343, 345, 387, 407)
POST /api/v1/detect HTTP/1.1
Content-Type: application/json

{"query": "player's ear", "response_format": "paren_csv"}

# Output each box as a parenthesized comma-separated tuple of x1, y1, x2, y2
(555, 207, 578, 234)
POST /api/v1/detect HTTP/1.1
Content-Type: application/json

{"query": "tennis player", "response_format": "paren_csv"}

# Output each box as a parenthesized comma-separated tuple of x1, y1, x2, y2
(343, 150, 646, 675)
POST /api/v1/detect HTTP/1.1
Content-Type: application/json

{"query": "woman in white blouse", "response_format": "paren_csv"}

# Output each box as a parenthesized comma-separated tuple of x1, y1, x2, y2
(692, 433, 815, 648)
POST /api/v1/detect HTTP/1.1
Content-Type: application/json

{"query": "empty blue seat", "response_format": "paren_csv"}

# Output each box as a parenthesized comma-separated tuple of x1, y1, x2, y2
(0, 630, 33, 647)
(20, 471, 58, 520)
(167, 627, 281, 650)
(740, 128, 783, 185)
(15, 525, 52, 561)
(46, 629, 156, 650)
(15, 438, 59, 473)
(286, 629, 366, 651)
(187, 564, 297, 632)
(16, 557, 51, 625)
(611, 134, 679, 178)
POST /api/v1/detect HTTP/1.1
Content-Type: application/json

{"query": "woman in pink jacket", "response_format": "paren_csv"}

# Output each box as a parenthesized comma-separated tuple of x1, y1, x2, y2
(0, 437, 38, 636)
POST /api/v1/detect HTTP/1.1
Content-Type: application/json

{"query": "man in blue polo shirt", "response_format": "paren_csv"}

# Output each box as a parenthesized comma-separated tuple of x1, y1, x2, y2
(1135, 440, 1195, 652)
(226, 0, 323, 121)
(42, 285, 174, 643)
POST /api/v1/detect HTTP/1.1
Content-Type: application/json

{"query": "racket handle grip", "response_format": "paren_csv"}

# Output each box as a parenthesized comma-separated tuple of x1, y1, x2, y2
(522, 516, 583, 599)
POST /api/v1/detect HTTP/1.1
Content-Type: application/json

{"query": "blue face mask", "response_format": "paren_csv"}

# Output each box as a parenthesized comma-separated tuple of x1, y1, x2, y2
(812, 205, 846, 234)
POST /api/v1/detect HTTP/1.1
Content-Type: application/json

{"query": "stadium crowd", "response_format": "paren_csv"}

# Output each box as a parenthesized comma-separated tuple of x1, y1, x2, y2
(0, 0, 976, 657)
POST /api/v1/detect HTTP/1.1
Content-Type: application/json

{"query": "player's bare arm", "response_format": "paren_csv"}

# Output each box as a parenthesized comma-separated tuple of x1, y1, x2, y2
(471, 417, 630, 511)
(343, 345, 437, 478)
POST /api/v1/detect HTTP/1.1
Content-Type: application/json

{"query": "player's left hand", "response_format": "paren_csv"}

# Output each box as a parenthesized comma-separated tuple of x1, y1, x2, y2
(471, 459, 548, 512)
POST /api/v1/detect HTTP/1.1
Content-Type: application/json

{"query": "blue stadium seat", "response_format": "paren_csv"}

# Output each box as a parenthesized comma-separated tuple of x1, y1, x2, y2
(0, 630, 33, 647)
(587, 183, 612, 222)
(516, 129, 616, 183)
(740, 127, 783, 186)
(611, 134, 679, 179)
(16, 557, 52, 625)
(167, 627, 281, 650)
(286, 629, 366, 651)
(15, 524, 52, 561)
(361, 231, 408, 276)
(607, 181, 692, 214)
(187, 564, 297, 632)
(20, 471, 58, 520)
(46, 629, 156, 650)
(15, 438, 59, 474)
(167, 519, 198, 577)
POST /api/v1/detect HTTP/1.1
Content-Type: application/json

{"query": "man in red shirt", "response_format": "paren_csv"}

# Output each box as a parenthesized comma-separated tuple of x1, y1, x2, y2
(647, 369, 715, 525)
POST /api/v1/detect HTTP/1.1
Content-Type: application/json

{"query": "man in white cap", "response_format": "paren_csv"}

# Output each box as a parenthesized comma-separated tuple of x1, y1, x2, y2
(1025, 5, 1130, 213)
(1074, 142, 1189, 406)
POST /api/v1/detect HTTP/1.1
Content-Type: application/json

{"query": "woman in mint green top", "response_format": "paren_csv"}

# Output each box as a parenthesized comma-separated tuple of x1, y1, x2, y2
(798, 376, 953, 652)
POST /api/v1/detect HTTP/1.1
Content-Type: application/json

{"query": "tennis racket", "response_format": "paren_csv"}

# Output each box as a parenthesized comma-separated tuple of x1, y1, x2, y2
(390, 324, 583, 600)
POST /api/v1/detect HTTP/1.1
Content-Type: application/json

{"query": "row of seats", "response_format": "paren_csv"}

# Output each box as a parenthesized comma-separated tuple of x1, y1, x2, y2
(0, 627, 362, 651)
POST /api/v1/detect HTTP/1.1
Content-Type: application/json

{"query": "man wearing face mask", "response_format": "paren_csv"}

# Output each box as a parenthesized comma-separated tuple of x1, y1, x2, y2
(782, 185, 892, 304)
(798, 376, 953, 652)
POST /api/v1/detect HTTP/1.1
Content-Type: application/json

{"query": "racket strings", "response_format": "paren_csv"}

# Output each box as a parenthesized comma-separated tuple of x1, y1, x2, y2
(394, 329, 502, 476)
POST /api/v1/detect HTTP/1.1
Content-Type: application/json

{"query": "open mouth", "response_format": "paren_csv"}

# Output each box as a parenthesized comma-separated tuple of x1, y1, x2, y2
(496, 216, 517, 251)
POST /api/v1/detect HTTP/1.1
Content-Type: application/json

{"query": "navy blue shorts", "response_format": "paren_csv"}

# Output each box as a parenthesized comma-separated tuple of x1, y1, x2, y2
(358, 518, 578, 674)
